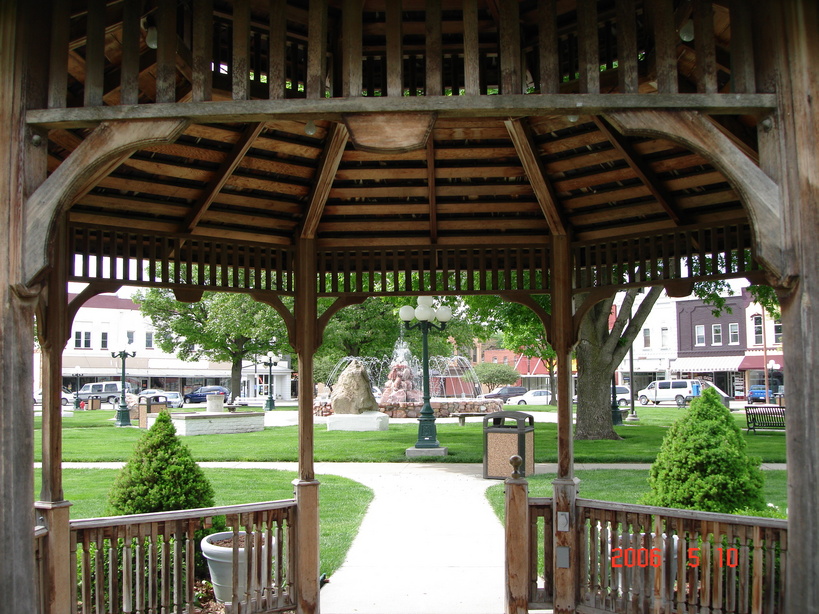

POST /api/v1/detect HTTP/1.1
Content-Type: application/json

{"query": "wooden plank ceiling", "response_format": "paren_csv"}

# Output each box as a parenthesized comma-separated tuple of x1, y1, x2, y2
(54, 113, 746, 249)
(50, 0, 753, 253)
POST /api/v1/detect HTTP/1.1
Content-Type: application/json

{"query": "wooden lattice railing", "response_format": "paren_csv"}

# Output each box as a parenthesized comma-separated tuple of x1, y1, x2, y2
(576, 499, 787, 614)
(527, 497, 554, 610)
(40, 0, 768, 113)
(67, 500, 296, 614)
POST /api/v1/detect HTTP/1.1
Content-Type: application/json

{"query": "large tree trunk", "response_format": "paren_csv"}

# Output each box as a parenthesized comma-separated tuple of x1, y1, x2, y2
(574, 287, 662, 440)
(230, 359, 243, 402)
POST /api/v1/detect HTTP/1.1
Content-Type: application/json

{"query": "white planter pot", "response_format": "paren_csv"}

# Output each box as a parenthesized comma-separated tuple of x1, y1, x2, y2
(201, 531, 270, 604)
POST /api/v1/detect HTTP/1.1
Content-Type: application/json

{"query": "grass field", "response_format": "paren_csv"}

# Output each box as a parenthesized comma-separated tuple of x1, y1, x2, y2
(35, 406, 787, 464)
(34, 404, 787, 580)
(35, 467, 373, 579)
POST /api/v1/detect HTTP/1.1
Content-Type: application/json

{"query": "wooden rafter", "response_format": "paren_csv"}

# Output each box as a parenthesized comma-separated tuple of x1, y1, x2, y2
(593, 115, 684, 225)
(301, 122, 349, 239)
(505, 117, 567, 236)
(181, 121, 266, 234)
(426, 138, 438, 243)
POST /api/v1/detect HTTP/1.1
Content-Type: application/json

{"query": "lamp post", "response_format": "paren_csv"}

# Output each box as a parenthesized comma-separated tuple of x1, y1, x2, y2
(766, 359, 780, 404)
(611, 376, 622, 425)
(111, 348, 136, 426)
(262, 351, 279, 411)
(73, 365, 82, 410)
(399, 297, 453, 450)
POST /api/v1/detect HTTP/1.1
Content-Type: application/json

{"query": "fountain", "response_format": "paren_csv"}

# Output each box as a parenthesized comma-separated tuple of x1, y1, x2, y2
(316, 340, 500, 418)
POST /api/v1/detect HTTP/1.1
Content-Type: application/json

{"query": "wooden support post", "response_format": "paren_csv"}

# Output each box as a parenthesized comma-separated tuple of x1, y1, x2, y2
(758, 2, 819, 610)
(550, 234, 578, 612)
(505, 458, 530, 614)
(293, 479, 320, 614)
(34, 501, 73, 614)
(36, 221, 74, 614)
(1, 2, 47, 609)
(294, 237, 319, 613)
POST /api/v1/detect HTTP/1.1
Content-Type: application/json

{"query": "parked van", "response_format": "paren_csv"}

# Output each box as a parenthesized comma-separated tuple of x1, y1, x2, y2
(77, 381, 132, 405)
(636, 379, 701, 406)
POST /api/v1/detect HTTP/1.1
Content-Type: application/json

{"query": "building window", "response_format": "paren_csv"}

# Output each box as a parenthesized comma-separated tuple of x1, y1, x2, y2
(642, 328, 651, 348)
(729, 323, 739, 345)
(100, 331, 108, 350)
(661, 327, 668, 349)
(145, 332, 154, 349)
(127, 330, 135, 345)
(74, 331, 91, 349)
(774, 319, 782, 344)
(752, 315, 763, 345)
(695, 325, 705, 346)
(712, 324, 722, 345)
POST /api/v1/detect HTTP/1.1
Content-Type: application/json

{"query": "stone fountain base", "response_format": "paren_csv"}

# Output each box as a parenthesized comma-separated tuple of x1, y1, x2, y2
(327, 410, 389, 431)
(314, 399, 502, 419)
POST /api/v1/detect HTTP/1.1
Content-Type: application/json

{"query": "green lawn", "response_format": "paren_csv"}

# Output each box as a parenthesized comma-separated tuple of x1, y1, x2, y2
(34, 406, 787, 580)
(485, 469, 789, 520)
(34, 468, 373, 579)
(38, 408, 787, 464)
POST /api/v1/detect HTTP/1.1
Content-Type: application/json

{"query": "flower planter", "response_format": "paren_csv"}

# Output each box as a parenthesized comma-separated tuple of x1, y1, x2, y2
(200, 531, 269, 604)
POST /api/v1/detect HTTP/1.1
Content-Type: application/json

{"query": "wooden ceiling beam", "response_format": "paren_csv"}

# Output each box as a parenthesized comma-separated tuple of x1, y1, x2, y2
(301, 122, 350, 239)
(181, 121, 266, 234)
(426, 138, 438, 243)
(505, 117, 568, 236)
(593, 115, 685, 225)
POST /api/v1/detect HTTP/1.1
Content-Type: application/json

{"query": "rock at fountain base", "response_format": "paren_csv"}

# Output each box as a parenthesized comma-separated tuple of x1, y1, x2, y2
(327, 410, 389, 432)
(405, 446, 449, 457)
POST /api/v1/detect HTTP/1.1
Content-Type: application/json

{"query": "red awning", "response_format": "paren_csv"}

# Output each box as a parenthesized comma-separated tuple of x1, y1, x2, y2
(738, 354, 784, 370)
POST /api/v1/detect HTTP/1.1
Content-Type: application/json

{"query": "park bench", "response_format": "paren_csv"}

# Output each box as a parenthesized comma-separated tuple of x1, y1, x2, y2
(450, 412, 487, 426)
(744, 405, 786, 433)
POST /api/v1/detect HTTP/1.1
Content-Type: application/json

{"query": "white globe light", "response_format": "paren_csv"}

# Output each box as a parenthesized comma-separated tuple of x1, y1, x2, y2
(415, 305, 434, 321)
(399, 305, 416, 322)
(416, 296, 434, 308)
(435, 305, 452, 322)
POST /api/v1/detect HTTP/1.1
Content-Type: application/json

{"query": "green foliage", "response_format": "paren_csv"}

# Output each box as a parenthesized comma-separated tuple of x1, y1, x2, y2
(107, 411, 215, 515)
(473, 362, 521, 390)
(645, 388, 765, 513)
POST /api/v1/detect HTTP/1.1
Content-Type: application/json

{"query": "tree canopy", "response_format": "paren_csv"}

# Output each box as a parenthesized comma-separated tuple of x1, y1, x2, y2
(134, 288, 287, 397)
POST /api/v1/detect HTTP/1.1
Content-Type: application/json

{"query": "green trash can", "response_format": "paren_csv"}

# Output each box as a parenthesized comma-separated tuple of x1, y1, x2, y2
(483, 410, 535, 479)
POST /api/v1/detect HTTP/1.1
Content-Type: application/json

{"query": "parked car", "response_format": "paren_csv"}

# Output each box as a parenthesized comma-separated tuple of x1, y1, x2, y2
(76, 381, 132, 405)
(573, 385, 632, 406)
(637, 379, 700, 406)
(481, 385, 527, 402)
(746, 385, 774, 403)
(164, 391, 184, 408)
(506, 389, 552, 405)
(183, 386, 230, 404)
(34, 387, 74, 406)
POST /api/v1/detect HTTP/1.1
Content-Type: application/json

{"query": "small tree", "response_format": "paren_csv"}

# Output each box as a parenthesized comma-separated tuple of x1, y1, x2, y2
(645, 388, 765, 513)
(473, 362, 521, 392)
(108, 411, 214, 515)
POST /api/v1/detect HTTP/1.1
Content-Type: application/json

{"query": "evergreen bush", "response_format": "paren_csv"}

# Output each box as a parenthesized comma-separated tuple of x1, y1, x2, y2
(108, 411, 215, 514)
(644, 387, 765, 513)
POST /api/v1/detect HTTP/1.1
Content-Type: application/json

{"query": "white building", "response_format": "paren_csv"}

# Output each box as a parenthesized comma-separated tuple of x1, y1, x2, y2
(613, 290, 680, 393)
(35, 291, 293, 402)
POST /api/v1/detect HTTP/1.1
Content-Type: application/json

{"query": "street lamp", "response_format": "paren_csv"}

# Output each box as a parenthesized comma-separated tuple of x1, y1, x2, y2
(73, 365, 82, 410)
(111, 347, 136, 427)
(399, 297, 453, 450)
(766, 359, 781, 404)
(262, 351, 280, 411)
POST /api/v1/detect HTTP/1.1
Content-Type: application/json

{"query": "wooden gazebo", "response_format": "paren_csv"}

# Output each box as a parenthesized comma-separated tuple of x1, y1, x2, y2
(1, 1, 816, 612)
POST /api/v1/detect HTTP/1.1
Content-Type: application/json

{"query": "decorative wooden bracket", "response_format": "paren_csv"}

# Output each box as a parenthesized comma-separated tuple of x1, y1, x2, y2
(24, 118, 189, 285)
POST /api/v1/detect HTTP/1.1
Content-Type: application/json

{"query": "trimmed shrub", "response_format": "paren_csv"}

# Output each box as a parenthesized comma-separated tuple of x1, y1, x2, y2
(645, 387, 765, 513)
(107, 411, 214, 515)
